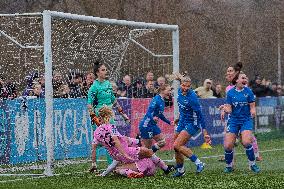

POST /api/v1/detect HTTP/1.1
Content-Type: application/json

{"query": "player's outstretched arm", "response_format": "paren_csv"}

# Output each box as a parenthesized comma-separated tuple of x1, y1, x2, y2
(113, 99, 130, 123)
(100, 160, 119, 176)
(158, 113, 171, 125)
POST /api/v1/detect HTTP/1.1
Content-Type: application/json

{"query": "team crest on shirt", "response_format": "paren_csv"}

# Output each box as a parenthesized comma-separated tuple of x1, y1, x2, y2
(244, 93, 248, 98)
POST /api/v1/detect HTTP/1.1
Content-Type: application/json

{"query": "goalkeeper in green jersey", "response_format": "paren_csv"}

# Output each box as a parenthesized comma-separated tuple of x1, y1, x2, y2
(87, 60, 129, 173)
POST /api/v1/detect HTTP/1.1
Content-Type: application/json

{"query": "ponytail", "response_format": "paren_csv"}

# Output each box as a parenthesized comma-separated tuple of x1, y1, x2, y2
(93, 60, 104, 77)
(231, 62, 243, 85)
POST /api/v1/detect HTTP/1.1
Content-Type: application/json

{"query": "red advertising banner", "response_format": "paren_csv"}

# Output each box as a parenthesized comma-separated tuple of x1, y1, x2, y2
(130, 98, 174, 151)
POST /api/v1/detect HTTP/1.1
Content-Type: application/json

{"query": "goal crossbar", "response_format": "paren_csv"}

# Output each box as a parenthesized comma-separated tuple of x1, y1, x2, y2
(0, 10, 179, 177)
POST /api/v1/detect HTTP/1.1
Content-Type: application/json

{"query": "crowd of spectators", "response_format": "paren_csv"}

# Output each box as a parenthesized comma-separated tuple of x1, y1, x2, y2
(0, 71, 283, 101)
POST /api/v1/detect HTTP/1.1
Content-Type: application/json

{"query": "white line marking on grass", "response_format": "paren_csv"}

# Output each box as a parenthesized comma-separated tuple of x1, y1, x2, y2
(0, 174, 45, 177)
(1, 148, 284, 183)
(0, 175, 48, 183)
(163, 148, 284, 162)
(0, 169, 105, 184)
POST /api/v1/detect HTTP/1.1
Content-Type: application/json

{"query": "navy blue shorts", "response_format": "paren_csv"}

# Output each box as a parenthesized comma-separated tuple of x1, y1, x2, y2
(175, 121, 186, 133)
(139, 125, 161, 139)
(139, 118, 161, 139)
(227, 118, 253, 134)
(176, 121, 200, 136)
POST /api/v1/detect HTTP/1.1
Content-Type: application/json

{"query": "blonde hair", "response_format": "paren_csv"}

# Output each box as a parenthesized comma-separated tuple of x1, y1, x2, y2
(98, 106, 114, 123)
(181, 76, 191, 83)
(166, 72, 191, 82)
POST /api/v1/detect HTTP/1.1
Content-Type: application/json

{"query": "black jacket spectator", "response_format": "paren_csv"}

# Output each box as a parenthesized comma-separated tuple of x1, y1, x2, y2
(0, 77, 17, 100)
(251, 83, 269, 97)
(82, 73, 95, 98)
(133, 78, 146, 98)
(117, 75, 134, 98)
(69, 74, 83, 98)
(143, 80, 156, 98)
(212, 84, 223, 98)
(250, 76, 270, 97)
(266, 82, 279, 97)
(118, 82, 134, 98)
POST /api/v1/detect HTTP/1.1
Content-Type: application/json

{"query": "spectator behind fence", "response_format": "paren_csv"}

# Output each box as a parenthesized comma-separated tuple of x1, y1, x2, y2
(212, 83, 223, 98)
(82, 72, 95, 97)
(59, 84, 70, 98)
(22, 71, 39, 97)
(69, 73, 83, 98)
(146, 71, 154, 83)
(117, 75, 134, 98)
(53, 71, 64, 98)
(250, 75, 269, 97)
(143, 80, 155, 98)
(110, 81, 118, 97)
(38, 74, 45, 95)
(133, 77, 146, 98)
(0, 76, 17, 100)
(266, 82, 278, 97)
(32, 83, 44, 98)
(277, 84, 283, 96)
(194, 79, 214, 98)
(155, 76, 166, 88)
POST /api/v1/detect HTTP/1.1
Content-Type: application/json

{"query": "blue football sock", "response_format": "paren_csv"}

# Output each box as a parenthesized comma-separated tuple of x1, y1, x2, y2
(189, 154, 197, 162)
(225, 149, 233, 167)
(189, 154, 201, 165)
(151, 144, 160, 153)
(245, 144, 256, 162)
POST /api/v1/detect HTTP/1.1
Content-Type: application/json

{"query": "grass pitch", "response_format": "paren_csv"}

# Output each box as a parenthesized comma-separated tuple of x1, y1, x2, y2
(1, 132, 284, 189)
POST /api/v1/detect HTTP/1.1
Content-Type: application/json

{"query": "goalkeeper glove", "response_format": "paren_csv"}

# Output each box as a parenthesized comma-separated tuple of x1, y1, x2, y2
(90, 112, 101, 126)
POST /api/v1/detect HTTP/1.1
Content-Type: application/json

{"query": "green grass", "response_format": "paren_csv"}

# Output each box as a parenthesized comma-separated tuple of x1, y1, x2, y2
(1, 138, 284, 189)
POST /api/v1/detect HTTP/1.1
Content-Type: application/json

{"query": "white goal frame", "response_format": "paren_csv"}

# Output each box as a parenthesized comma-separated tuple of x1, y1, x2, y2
(0, 10, 179, 176)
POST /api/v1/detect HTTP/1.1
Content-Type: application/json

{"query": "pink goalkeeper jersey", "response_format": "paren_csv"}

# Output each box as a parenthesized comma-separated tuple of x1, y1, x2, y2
(93, 123, 140, 163)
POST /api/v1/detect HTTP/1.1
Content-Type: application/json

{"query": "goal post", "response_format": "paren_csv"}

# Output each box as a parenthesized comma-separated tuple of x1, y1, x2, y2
(0, 10, 179, 177)
(43, 11, 54, 176)
(42, 10, 179, 176)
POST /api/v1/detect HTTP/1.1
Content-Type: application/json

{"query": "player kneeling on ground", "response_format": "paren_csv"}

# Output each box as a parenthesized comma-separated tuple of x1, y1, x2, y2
(92, 106, 175, 178)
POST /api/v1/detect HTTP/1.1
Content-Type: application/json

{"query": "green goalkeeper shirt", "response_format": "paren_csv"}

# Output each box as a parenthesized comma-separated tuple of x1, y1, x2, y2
(87, 79, 115, 129)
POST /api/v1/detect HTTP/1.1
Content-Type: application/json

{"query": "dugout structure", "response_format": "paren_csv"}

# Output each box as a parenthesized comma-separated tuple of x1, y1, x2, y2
(0, 10, 179, 176)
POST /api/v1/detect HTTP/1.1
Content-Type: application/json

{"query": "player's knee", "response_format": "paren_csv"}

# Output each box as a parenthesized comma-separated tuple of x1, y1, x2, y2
(157, 138, 166, 148)
(224, 142, 234, 151)
(241, 139, 251, 147)
(141, 147, 154, 156)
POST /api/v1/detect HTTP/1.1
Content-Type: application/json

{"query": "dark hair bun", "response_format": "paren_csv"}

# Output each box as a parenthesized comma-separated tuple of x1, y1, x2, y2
(94, 60, 100, 66)
(234, 62, 243, 71)
(93, 60, 104, 77)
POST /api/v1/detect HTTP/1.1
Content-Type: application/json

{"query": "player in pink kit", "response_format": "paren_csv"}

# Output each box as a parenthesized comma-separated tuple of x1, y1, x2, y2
(93, 106, 174, 178)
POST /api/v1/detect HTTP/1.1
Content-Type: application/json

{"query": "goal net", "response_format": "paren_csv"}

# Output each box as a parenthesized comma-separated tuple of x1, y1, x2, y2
(0, 10, 179, 177)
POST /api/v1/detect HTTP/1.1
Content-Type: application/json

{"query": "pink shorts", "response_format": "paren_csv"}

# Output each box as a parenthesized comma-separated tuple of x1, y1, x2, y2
(135, 158, 156, 176)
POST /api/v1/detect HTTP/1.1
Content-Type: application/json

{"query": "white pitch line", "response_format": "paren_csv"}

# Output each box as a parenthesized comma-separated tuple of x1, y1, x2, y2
(0, 174, 45, 177)
(1, 148, 284, 183)
(0, 169, 105, 183)
(0, 175, 48, 183)
(163, 148, 284, 162)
